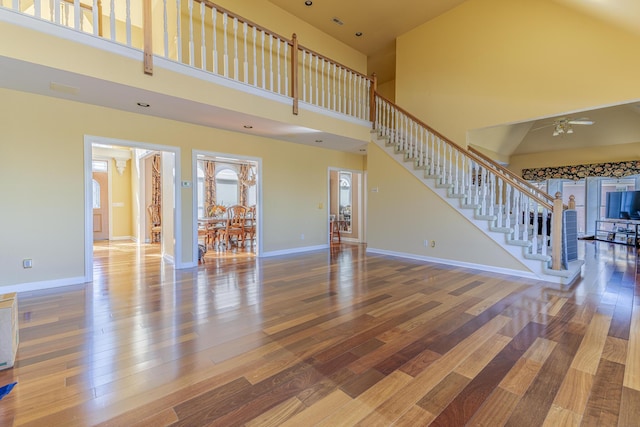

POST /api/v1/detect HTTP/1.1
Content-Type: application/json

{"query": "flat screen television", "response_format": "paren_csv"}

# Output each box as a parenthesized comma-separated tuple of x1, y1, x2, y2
(605, 190, 640, 220)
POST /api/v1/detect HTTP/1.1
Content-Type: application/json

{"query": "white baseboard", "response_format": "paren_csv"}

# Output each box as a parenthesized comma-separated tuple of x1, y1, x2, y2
(262, 244, 328, 258)
(0, 276, 87, 294)
(366, 247, 539, 280)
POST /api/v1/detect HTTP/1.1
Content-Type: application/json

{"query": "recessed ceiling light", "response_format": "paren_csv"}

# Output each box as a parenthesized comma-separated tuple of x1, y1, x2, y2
(304, 0, 312, 5)
(332, 17, 344, 26)
(136, 102, 150, 107)
(355, 32, 363, 37)
(243, 125, 253, 129)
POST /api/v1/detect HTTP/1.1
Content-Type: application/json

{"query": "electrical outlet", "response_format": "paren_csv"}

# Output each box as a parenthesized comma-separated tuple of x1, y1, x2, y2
(300, 234, 305, 240)
(23, 259, 33, 268)
(424, 240, 429, 247)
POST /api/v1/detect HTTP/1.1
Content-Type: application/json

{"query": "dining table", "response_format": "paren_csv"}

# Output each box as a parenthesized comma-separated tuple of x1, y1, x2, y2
(198, 217, 229, 248)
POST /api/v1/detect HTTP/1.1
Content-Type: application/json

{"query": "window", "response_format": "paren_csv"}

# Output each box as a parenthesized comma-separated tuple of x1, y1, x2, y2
(216, 168, 239, 206)
(92, 179, 101, 209)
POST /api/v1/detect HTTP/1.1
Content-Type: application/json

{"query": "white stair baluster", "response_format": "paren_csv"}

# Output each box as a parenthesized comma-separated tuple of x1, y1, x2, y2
(201, 2, 206, 70)
(212, 8, 218, 74)
(233, 18, 238, 79)
(176, 0, 182, 61)
(496, 178, 503, 227)
(314, 55, 319, 105)
(252, 27, 257, 86)
(125, 0, 131, 45)
(163, 0, 168, 57)
(188, 0, 194, 65)
(74, 0, 80, 31)
(321, 59, 325, 107)
(243, 22, 248, 82)
(302, 51, 306, 102)
(283, 41, 288, 96)
(109, 0, 115, 41)
(269, 34, 273, 91)
(277, 39, 282, 94)
(222, 13, 228, 77)
(261, 31, 265, 88)
(505, 184, 512, 230)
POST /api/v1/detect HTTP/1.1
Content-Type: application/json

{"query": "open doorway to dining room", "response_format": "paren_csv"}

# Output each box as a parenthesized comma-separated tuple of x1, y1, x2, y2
(194, 151, 261, 260)
(84, 136, 181, 283)
(328, 168, 364, 245)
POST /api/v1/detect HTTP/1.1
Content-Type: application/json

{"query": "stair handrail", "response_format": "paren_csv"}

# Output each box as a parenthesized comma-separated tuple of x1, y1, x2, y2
(373, 93, 553, 211)
(467, 146, 567, 208)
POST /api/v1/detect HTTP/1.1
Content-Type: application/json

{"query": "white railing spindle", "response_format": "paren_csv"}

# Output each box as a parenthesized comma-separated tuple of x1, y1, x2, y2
(201, 1, 206, 70)
(222, 12, 228, 77)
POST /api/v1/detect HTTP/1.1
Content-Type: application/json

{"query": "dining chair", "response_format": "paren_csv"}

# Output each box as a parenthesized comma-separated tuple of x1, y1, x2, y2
(219, 205, 247, 249)
(244, 205, 257, 245)
(147, 204, 162, 243)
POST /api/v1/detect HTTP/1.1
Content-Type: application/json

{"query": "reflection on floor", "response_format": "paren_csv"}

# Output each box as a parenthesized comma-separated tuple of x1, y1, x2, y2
(201, 242, 256, 261)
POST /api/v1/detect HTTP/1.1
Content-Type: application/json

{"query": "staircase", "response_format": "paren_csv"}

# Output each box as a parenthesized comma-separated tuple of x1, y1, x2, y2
(371, 95, 583, 285)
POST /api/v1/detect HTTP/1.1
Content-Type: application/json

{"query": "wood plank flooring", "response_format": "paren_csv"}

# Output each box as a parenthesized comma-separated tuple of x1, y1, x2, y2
(0, 240, 639, 426)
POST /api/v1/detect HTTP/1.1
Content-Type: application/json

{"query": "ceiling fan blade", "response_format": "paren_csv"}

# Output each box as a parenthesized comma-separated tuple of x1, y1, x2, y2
(568, 118, 594, 125)
(531, 123, 554, 131)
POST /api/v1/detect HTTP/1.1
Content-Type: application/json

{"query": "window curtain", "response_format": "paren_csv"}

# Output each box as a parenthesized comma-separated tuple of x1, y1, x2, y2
(522, 160, 640, 182)
(152, 154, 161, 206)
(204, 160, 216, 213)
(239, 164, 250, 206)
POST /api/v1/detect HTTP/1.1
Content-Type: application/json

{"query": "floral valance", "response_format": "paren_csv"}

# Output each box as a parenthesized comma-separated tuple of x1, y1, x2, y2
(522, 160, 640, 182)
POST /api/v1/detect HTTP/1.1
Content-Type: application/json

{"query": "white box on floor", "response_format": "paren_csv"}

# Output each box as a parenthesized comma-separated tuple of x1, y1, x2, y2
(0, 293, 18, 370)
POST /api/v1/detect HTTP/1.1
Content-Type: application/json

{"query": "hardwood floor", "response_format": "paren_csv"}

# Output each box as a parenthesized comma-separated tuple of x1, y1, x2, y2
(0, 240, 639, 426)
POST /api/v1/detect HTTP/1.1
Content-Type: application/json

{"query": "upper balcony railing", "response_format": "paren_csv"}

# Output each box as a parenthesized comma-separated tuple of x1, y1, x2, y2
(1, 0, 374, 121)
(2, 0, 571, 272)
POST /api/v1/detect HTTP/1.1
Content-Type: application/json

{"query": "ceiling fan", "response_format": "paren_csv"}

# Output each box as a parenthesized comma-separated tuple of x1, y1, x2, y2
(533, 117, 595, 136)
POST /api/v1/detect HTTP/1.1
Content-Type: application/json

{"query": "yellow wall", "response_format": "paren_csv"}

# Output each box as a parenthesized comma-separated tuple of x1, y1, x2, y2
(0, 88, 363, 288)
(366, 143, 527, 272)
(395, 0, 640, 147)
(110, 158, 133, 238)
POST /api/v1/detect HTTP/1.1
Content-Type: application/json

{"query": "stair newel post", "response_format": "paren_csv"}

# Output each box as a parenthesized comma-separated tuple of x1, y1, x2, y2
(551, 192, 564, 270)
(291, 33, 298, 115)
(568, 195, 576, 209)
(369, 73, 377, 126)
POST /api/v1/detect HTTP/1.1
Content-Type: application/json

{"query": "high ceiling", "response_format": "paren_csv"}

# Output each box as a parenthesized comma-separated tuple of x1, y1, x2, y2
(270, 0, 640, 160)
(268, 0, 467, 84)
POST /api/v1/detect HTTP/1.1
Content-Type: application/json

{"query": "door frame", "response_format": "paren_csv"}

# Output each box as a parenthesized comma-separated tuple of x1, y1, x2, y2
(83, 135, 183, 282)
(192, 150, 263, 259)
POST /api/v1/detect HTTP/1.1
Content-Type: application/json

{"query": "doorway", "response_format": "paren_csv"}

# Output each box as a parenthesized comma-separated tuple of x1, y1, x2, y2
(84, 136, 182, 282)
(329, 168, 363, 243)
(92, 163, 109, 241)
(193, 151, 261, 260)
